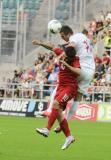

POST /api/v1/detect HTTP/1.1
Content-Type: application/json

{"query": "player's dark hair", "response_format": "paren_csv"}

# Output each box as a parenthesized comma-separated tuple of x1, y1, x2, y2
(82, 28, 88, 36)
(60, 25, 73, 35)
(65, 46, 76, 65)
(58, 43, 68, 50)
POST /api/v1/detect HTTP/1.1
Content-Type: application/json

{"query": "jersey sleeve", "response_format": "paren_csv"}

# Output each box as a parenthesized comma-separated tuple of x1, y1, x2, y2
(53, 48, 64, 56)
(69, 33, 81, 45)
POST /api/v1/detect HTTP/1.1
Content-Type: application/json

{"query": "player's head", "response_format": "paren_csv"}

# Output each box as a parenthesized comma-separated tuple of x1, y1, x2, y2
(82, 28, 88, 36)
(59, 25, 73, 42)
(64, 46, 76, 65)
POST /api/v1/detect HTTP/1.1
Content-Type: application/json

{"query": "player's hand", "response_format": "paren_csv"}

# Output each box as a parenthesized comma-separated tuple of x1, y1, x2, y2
(32, 39, 41, 45)
(60, 60, 69, 67)
(66, 42, 76, 48)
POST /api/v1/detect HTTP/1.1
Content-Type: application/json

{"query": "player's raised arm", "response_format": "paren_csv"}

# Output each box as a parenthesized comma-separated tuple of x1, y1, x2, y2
(32, 39, 55, 51)
(60, 60, 81, 76)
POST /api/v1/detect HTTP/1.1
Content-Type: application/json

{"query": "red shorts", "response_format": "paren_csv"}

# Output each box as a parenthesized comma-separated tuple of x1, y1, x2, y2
(54, 85, 77, 110)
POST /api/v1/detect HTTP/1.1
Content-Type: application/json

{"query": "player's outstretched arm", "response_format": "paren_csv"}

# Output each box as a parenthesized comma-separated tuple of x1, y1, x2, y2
(32, 39, 55, 51)
(60, 60, 81, 76)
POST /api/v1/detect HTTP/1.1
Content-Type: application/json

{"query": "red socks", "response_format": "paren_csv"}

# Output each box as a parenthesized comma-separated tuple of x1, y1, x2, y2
(46, 108, 71, 138)
(60, 119, 71, 137)
(46, 108, 59, 130)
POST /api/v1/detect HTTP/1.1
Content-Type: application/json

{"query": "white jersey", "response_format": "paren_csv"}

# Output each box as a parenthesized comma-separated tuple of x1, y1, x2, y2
(69, 33, 95, 71)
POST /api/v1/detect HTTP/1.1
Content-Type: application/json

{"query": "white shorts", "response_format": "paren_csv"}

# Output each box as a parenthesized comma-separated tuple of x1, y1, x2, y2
(78, 67, 95, 95)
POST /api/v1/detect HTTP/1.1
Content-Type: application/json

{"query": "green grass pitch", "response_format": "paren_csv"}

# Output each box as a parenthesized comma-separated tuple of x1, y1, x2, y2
(0, 116, 111, 160)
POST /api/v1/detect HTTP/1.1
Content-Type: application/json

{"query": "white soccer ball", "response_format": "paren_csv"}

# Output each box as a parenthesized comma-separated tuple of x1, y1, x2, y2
(48, 19, 62, 34)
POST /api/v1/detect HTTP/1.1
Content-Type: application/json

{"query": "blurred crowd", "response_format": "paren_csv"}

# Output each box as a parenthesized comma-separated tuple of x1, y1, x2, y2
(0, 52, 59, 99)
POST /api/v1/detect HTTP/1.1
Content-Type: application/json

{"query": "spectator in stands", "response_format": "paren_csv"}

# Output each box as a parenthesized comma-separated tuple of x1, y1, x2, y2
(99, 10, 105, 22)
(96, 20, 104, 35)
(106, 65, 111, 86)
(102, 51, 110, 70)
(89, 18, 97, 34)
(99, 74, 106, 86)
(105, 11, 111, 21)
(11, 70, 20, 97)
(6, 78, 12, 97)
(46, 67, 58, 95)
(103, 29, 111, 55)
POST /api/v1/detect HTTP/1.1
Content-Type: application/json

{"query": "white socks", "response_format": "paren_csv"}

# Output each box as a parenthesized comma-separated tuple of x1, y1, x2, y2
(66, 101, 79, 120)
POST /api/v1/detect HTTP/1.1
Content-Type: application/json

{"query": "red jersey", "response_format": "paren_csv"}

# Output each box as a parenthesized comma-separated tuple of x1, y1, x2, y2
(54, 48, 80, 86)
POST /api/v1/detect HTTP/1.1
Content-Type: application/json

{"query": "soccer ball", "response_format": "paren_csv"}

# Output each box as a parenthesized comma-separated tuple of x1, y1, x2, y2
(48, 19, 62, 34)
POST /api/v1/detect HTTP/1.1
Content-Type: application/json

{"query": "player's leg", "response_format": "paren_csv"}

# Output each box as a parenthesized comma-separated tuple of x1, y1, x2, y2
(46, 86, 57, 113)
(65, 67, 95, 120)
(36, 99, 60, 137)
(56, 86, 77, 149)
(36, 99, 72, 139)
(54, 69, 94, 133)
(66, 101, 79, 120)
(37, 86, 57, 117)
(46, 85, 74, 132)
(66, 92, 83, 120)
(54, 96, 80, 133)
(36, 86, 65, 136)
(57, 112, 75, 150)
(36, 85, 76, 150)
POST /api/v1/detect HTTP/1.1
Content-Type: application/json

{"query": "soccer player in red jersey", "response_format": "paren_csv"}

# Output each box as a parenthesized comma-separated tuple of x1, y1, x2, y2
(32, 40, 80, 150)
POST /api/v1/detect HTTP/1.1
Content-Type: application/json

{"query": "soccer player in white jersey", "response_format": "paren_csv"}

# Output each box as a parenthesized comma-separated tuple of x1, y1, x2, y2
(58, 26, 95, 119)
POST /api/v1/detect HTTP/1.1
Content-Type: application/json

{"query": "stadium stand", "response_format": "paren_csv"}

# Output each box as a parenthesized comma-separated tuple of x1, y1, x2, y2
(2, 0, 44, 25)
(0, 0, 45, 65)
(0, 0, 111, 102)
(55, 0, 69, 21)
